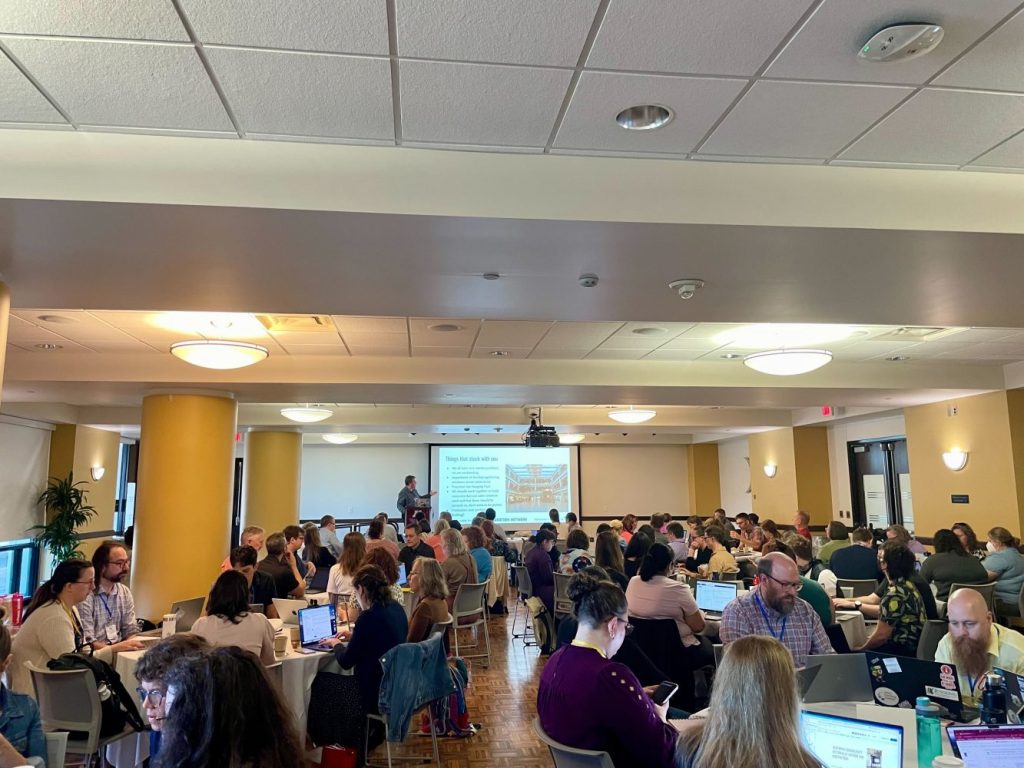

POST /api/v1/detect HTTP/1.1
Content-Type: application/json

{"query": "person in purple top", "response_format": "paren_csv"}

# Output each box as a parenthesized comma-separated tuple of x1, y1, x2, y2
(525, 529, 557, 614)
(537, 571, 681, 767)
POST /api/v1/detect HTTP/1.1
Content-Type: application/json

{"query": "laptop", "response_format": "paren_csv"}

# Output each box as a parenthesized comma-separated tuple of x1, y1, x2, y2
(694, 580, 738, 617)
(141, 596, 206, 636)
(273, 598, 310, 626)
(995, 666, 1024, 724)
(297, 604, 337, 652)
(800, 710, 904, 768)
(865, 652, 966, 721)
(800, 654, 873, 703)
(398, 562, 408, 587)
(947, 724, 1024, 764)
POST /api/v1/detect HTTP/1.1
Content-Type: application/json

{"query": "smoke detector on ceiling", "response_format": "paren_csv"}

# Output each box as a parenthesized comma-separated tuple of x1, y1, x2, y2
(858, 24, 944, 63)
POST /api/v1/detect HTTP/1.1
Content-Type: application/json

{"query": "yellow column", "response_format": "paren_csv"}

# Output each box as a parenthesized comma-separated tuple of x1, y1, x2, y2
(0, 282, 9, 409)
(133, 392, 237, 620)
(687, 444, 722, 517)
(243, 429, 302, 536)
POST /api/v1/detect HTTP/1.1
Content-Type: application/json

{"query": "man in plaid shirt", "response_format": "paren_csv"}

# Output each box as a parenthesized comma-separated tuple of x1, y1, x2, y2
(720, 552, 834, 668)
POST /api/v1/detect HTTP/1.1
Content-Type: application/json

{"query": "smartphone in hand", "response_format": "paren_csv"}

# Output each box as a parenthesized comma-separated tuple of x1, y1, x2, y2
(651, 680, 679, 706)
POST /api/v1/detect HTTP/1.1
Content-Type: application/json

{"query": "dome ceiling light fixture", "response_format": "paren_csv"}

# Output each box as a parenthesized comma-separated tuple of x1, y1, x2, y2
(608, 406, 657, 424)
(322, 433, 358, 445)
(558, 433, 585, 444)
(170, 340, 268, 369)
(742, 349, 833, 376)
(858, 23, 944, 63)
(281, 405, 334, 423)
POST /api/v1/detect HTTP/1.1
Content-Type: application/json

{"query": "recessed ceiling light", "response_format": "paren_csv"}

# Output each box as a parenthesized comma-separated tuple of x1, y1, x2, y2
(482, 272, 501, 281)
(490, 350, 511, 357)
(616, 104, 673, 131)
(429, 323, 463, 332)
(720, 353, 741, 360)
(281, 406, 333, 423)
(170, 340, 268, 369)
(322, 433, 358, 445)
(886, 355, 910, 362)
(858, 24, 944, 63)
(36, 314, 75, 324)
(35, 343, 62, 350)
(632, 327, 666, 336)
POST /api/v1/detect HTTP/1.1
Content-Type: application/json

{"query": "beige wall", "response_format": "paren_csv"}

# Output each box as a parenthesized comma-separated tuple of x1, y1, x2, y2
(579, 444, 689, 535)
(687, 443, 722, 518)
(748, 429, 799, 523)
(904, 391, 1022, 538)
(793, 426, 834, 526)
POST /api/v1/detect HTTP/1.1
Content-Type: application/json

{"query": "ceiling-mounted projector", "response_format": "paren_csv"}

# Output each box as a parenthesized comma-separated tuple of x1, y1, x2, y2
(523, 416, 560, 448)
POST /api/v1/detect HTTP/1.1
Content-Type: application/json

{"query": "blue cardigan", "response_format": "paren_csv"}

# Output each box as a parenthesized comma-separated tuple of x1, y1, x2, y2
(0, 684, 45, 763)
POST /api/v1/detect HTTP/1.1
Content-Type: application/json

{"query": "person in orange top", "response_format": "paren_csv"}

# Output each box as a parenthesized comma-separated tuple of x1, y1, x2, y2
(365, 519, 399, 560)
(619, 514, 638, 544)
(425, 519, 449, 562)
(793, 511, 812, 540)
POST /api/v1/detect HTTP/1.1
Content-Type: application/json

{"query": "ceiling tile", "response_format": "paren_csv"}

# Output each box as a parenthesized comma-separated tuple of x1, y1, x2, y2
(396, 0, 600, 66)
(691, 153, 824, 165)
(765, 0, 1022, 85)
(280, 344, 350, 356)
(338, 331, 407, 349)
(475, 320, 553, 348)
(588, 0, 813, 76)
(535, 322, 622, 348)
(0, 55, 65, 123)
(5, 316, 67, 343)
(346, 346, 408, 357)
(332, 316, 407, 334)
(644, 349, 707, 360)
(267, 330, 343, 346)
(944, 328, 1020, 343)
(80, 340, 160, 353)
(409, 318, 480, 346)
(12, 339, 92, 353)
(657, 337, 721, 351)
(701, 81, 912, 158)
(831, 341, 917, 360)
(527, 348, 590, 360)
(3, 39, 233, 130)
(585, 348, 649, 360)
(400, 60, 572, 146)
(673, 323, 747, 340)
(970, 130, 1024, 169)
(25, 312, 135, 342)
(401, 141, 544, 154)
(830, 159, 961, 170)
(410, 347, 469, 358)
(931, 8, 1024, 92)
(554, 72, 745, 153)
(0, 1, 188, 41)
(205, 48, 393, 139)
(840, 89, 1024, 165)
(470, 347, 531, 359)
(181, 0, 388, 54)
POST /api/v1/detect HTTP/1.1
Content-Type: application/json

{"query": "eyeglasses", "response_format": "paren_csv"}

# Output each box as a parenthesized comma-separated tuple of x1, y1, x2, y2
(763, 572, 803, 592)
(109, 559, 130, 567)
(137, 687, 165, 705)
(613, 617, 634, 635)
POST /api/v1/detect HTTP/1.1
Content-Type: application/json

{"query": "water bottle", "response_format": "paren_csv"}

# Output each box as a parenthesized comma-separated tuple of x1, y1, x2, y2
(10, 593, 23, 626)
(980, 672, 1008, 724)
(916, 696, 943, 767)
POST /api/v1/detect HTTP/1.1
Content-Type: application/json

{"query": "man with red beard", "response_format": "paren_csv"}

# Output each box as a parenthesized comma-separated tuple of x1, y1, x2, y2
(935, 587, 1024, 706)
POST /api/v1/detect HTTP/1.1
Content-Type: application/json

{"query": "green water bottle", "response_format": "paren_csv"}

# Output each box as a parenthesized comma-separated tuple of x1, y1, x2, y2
(916, 696, 943, 767)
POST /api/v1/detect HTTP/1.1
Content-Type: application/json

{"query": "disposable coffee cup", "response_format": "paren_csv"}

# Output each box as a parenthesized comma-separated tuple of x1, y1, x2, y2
(161, 613, 177, 638)
(840, 587, 854, 599)
(274, 633, 289, 656)
(932, 757, 964, 767)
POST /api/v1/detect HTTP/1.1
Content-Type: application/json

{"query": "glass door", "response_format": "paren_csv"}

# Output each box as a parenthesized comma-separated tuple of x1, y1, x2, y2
(848, 438, 911, 531)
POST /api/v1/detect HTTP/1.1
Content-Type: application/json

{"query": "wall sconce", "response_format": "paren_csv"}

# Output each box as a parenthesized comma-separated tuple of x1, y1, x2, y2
(90, 466, 105, 481)
(942, 449, 968, 472)
(763, 463, 778, 478)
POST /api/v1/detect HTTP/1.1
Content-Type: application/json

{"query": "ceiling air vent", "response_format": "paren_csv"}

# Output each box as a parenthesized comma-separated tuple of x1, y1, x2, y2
(256, 314, 335, 333)
(869, 326, 965, 342)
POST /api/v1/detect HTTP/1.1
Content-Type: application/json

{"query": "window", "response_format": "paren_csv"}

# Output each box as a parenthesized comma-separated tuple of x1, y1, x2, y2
(114, 442, 137, 534)
(0, 540, 39, 596)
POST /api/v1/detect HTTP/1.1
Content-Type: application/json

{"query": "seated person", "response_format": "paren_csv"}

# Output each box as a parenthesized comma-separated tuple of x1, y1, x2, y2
(365, 519, 400, 560)
(983, 526, 1024, 617)
(230, 545, 279, 619)
(594, 530, 629, 591)
(191, 571, 276, 665)
(558, 529, 594, 575)
(720, 552, 834, 668)
(398, 524, 435, 575)
(462, 525, 493, 584)
(702, 525, 738, 577)
(790, 536, 826, 581)
(407, 558, 450, 643)
(441, 528, 479, 611)
(134, 634, 211, 758)
(854, 541, 925, 657)
(921, 528, 988, 601)
(301, 525, 338, 569)
(346, 548, 404, 623)
(817, 520, 850, 567)
(953, 521, 989, 559)
(626, 543, 708, 653)
(834, 566, 938, 620)
(257, 532, 306, 599)
(793, 511, 812, 540)
(829, 526, 882, 582)
(328, 532, 367, 613)
(666, 523, 689, 562)
(0, 607, 45, 766)
(537, 572, 682, 767)
(681, 525, 713, 575)
(886, 524, 926, 556)
(623, 532, 652, 580)
(935, 587, 1024, 706)
(676, 635, 821, 768)
(220, 526, 265, 573)
(735, 513, 765, 552)
(159, 646, 304, 767)
(425, 519, 450, 562)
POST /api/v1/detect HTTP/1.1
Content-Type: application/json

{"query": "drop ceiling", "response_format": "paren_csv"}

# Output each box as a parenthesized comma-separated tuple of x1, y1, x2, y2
(2, 1, 1024, 170)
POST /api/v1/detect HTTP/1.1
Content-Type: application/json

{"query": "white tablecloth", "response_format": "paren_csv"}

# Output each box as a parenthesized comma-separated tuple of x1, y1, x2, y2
(835, 610, 868, 649)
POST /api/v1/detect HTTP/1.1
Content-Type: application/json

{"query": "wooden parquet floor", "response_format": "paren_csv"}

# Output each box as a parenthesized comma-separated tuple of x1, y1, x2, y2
(373, 597, 553, 767)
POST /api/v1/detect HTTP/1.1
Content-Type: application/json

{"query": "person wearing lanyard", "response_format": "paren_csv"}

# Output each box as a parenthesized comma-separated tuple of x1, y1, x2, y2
(720, 552, 835, 668)
(8, 559, 143, 697)
(78, 540, 140, 648)
(935, 587, 1024, 707)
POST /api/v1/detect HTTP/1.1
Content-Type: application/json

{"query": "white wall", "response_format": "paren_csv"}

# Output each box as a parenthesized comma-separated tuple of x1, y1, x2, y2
(0, 420, 52, 541)
(718, 437, 752, 518)
(300, 445, 427, 522)
(578, 445, 688, 534)
(826, 414, 907, 518)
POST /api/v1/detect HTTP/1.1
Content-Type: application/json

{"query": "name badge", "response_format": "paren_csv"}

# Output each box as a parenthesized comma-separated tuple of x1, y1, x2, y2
(105, 624, 118, 642)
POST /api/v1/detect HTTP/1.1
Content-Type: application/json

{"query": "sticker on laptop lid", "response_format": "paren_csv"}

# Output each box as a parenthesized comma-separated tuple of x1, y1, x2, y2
(883, 657, 902, 674)
(925, 685, 959, 702)
(938, 665, 957, 690)
(875, 687, 900, 706)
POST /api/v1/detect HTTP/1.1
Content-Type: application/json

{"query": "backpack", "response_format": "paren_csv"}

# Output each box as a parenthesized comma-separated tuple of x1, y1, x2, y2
(48, 651, 146, 737)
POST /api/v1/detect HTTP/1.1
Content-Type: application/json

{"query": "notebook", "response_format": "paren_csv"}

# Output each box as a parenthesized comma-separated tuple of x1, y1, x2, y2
(297, 604, 337, 652)
(800, 710, 903, 768)
(694, 580, 738, 616)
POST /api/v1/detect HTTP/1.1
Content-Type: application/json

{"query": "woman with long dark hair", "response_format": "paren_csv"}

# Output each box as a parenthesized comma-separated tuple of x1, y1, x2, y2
(302, 524, 337, 569)
(594, 530, 628, 590)
(190, 571, 276, 665)
(9, 559, 142, 695)
(921, 529, 988, 600)
(156, 646, 304, 768)
(623, 532, 652, 580)
(328, 531, 366, 613)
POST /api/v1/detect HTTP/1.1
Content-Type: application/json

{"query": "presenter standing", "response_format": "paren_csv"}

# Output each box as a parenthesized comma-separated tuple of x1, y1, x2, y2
(397, 475, 437, 527)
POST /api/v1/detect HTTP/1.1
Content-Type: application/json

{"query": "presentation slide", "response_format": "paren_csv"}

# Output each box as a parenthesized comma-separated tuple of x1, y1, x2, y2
(430, 445, 579, 527)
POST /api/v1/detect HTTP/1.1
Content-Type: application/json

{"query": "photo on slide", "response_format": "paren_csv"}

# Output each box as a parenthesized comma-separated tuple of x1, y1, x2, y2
(505, 463, 569, 518)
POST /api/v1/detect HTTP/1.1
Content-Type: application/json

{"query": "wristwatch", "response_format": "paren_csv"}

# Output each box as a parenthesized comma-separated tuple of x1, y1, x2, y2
(854, 600, 862, 610)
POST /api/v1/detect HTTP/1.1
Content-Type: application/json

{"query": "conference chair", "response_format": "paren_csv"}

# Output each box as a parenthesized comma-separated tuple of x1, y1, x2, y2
(627, 617, 698, 712)
(917, 620, 949, 661)
(533, 717, 614, 768)
(45, 731, 68, 768)
(28, 663, 136, 767)
(948, 581, 997, 610)
(511, 565, 536, 645)
(553, 573, 573, 623)
(836, 578, 878, 598)
(451, 582, 490, 667)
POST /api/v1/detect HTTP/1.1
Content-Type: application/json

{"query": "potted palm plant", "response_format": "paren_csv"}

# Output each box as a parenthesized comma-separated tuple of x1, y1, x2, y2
(31, 472, 97, 563)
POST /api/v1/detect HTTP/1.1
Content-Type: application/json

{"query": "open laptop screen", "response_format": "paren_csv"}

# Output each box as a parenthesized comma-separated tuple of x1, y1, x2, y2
(298, 604, 336, 645)
(695, 580, 737, 613)
(800, 710, 903, 768)
(948, 724, 1024, 765)
(398, 562, 407, 586)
